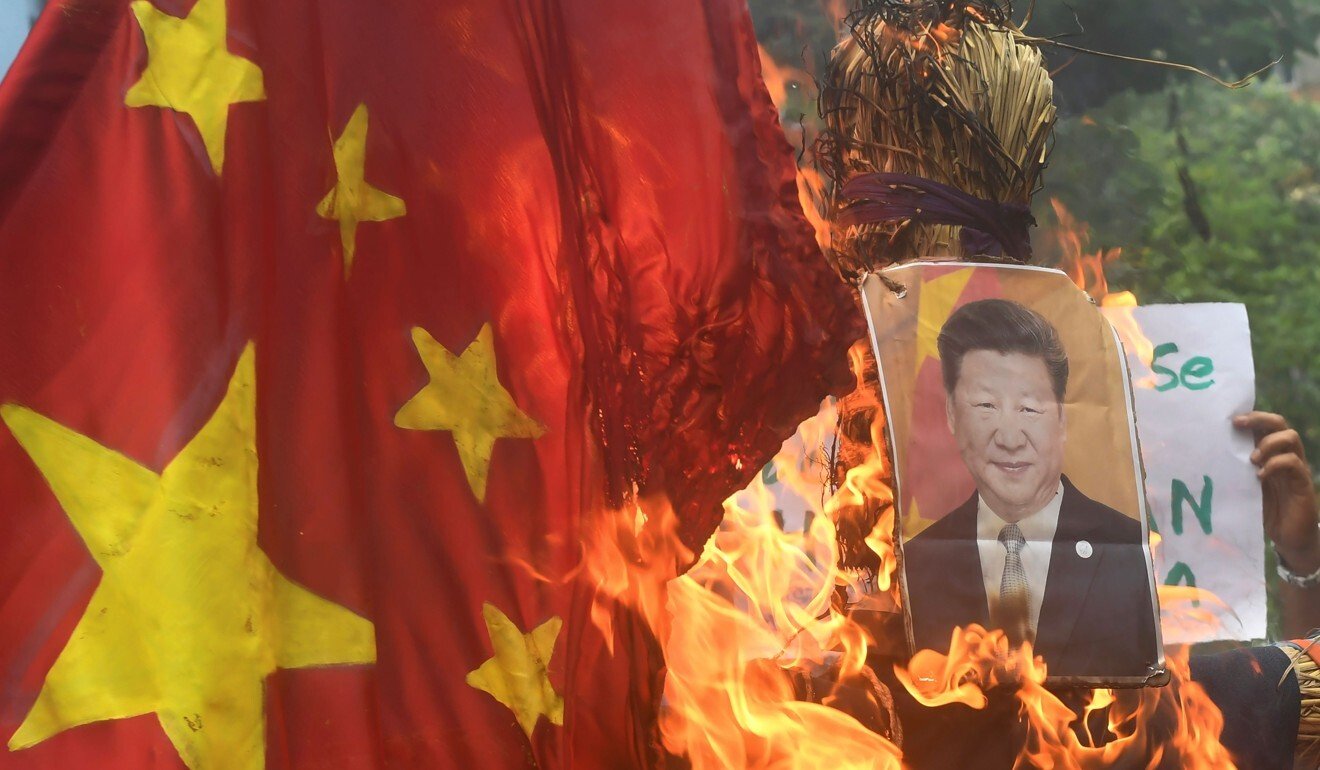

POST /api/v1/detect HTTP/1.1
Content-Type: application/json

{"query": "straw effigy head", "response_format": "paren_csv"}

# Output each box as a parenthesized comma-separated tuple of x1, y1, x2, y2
(817, 0, 1057, 274)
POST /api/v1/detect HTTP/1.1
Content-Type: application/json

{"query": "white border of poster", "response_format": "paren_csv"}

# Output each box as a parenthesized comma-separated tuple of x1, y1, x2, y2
(861, 262, 1166, 688)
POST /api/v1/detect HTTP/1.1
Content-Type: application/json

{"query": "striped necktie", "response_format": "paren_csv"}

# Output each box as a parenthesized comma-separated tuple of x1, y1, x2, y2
(995, 522, 1032, 646)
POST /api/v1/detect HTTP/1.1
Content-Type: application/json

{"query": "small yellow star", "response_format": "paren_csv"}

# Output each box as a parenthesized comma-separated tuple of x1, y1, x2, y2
(394, 324, 545, 503)
(914, 267, 975, 372)
(3, 345, 375, 770)
(903, 497, 938, 538)
(466, 603, 563, 737)
(124, 0, 265, 174)
(316, 104, 407, 276)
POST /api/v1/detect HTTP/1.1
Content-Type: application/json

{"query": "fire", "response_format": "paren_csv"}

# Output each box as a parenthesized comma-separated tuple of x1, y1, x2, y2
(1048, 197, 1124, 306)
(892, 627, 1238, 769)
(582, 492, 693, 657)
(1046, 198, 1156, 369)
(797, 163, 834, 253)
(895, 625, 1015, 709)
(582, 433, 905, 767)
(656, 364, 904, 768)
(833, 342, 898, 594)
(583, 346, 906, 767)
(580, 340, 1244, 767)
(577, 51, 1241, 763)
(660, 485, 903, 769)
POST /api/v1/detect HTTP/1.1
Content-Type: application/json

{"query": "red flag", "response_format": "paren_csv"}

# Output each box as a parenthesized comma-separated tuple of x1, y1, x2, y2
(900, 266, 1002, 533)
(0, 0, 858, 768)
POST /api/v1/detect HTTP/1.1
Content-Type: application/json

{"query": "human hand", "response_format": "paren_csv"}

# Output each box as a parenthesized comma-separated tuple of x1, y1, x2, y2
(1234, 411, 1320, 574)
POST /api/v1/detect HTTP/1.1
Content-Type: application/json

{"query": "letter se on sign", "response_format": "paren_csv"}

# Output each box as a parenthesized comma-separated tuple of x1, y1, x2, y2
(1151, 342, 1215, 392)
(1103, 302, 1264, 643)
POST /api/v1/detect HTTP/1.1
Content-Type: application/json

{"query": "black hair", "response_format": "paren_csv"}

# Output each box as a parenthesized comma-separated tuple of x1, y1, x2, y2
(936, 298, 1068, 402)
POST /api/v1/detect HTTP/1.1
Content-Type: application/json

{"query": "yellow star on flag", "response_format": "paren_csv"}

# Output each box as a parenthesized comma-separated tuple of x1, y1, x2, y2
(124, 0, 266, 174)
(394, 324, 545, 503)
(316, 103, 407, 276)
(903, 497, 937, 538)
(913, 267, 975, 372)
(465, 603, 564, 737)
(2, 345, 375, 770)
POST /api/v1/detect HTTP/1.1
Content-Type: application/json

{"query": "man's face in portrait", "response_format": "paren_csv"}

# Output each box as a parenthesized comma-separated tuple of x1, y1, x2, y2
(945, 350, 1066, 521)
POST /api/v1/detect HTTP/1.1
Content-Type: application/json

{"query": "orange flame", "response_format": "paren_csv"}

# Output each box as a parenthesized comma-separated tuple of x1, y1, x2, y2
(1049, 198, 1123, 305)
(577, 32, 1242, 757)
(837, 342, 899, 594)
(579, 359, 1247, 767)
(583, 349, 905, 767)
(1003, 646, 1227, 769)
(797, 163, 833, 253)
(660, 488, 903, 768)
(1047, 198, 1155, 369)
(892, 626, 1239, 769)
(895, 624, 1021, 709)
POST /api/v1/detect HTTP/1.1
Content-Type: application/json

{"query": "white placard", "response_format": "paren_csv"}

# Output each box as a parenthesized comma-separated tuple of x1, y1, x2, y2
(1103, 303, 1266, 643)
(730, 398, 836, 534)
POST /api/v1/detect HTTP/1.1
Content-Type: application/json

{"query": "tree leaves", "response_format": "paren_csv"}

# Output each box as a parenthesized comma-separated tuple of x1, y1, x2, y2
(1039, 83, 1320, 466)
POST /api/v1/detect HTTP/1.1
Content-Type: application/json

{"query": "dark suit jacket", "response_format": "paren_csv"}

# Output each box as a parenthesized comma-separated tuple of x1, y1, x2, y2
(902, 476, 1159, 679)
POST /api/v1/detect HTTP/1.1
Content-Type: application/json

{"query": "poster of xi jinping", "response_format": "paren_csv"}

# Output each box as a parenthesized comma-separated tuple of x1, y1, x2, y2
(860, 262, 1165, 686)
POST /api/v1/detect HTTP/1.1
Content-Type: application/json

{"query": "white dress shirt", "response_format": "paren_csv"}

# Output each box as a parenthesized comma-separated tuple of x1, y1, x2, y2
(976, 482, 1064, 637)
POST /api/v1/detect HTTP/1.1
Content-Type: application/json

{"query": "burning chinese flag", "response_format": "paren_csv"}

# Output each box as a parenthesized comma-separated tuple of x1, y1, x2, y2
(0, 0, 858, 768)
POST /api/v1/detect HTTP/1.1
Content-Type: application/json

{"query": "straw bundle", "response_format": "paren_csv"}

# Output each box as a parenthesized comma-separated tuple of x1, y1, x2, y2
(816, 1, 1057, 273)
(1281, 644, 1320, 765)
(821, 2, 1057, 573)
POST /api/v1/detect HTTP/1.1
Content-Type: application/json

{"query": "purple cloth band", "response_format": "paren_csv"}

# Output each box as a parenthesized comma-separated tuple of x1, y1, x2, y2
(838, 172, 1035, 259)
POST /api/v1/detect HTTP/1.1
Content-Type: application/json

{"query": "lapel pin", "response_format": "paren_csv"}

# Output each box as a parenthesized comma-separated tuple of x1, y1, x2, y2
(1076, 540, 1093, 559)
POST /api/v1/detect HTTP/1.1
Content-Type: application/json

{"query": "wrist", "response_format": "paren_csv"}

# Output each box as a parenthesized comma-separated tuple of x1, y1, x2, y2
(1278, 535, 1320, 577)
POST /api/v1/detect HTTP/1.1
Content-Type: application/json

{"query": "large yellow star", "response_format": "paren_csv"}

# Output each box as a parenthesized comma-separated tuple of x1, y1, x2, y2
(124, 0, 265, 174)
(465, 603, 563, 737)
(913, 267, 975, 372)
(394, 324, 545, 503)
(316, 104, 408, 276)
(2, 345, 375, 770)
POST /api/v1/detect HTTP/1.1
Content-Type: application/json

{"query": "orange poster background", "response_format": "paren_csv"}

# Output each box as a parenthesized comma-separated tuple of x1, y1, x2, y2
(862, 263, 1143, 540)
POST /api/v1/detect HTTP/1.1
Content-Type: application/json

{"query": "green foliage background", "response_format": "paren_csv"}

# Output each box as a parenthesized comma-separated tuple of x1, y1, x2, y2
(1026, 0, 1320, 110)
(1040, 83, 1320, 465)
(749, 0, 1320, 466)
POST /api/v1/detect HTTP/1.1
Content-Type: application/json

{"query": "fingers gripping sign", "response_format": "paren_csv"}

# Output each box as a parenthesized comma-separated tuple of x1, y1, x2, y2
(1234, 411, 1320, 575)
(1235, 410, 1320, 638)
